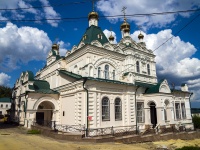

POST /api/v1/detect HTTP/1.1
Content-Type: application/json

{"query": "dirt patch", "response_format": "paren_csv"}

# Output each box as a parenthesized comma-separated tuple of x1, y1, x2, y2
(1, 124, 200, 150)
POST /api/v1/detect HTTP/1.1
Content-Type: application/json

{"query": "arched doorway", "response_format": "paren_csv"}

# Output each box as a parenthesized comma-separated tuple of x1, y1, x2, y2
(149, 102, 157, 128)
(36, 101, 55, 126)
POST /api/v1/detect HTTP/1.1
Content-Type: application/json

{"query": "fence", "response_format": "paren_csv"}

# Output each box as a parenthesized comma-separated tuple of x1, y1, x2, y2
(33, 121, 193, 137)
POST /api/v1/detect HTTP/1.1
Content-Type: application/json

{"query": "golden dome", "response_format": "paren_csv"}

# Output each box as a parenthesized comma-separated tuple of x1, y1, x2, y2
(88, 11, 99, 20)
(52, 44, 59, 50)
(138, 33, 144, 39)
(120, 19, 130, 31)
(109, 35, 114, 41)
(124, 27, 130, 33)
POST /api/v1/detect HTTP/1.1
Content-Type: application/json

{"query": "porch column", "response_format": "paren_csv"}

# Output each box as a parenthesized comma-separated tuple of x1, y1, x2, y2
(144, 107, 151, 125)
(156, 107, 165, 126)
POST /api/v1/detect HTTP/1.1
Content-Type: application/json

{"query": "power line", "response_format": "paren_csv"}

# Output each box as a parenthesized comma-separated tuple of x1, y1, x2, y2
(0, 8, 200, 22)
(0, 0, 95, 11)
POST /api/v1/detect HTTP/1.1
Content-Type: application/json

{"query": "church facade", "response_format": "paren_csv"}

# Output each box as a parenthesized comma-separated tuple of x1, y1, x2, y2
(11, 9, 193, 133)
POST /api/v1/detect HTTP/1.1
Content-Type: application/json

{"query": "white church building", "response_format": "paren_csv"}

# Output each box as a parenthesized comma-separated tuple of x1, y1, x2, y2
(11, 8, 193, 134)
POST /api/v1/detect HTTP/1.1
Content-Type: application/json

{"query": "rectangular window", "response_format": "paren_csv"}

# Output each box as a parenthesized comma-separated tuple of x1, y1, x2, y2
(102, 98, 110, 121)
(1, 104, 3, 108)
(181, 103, 186, 119)
(137, 102, 144, 123)
(175, 103, 181, 120)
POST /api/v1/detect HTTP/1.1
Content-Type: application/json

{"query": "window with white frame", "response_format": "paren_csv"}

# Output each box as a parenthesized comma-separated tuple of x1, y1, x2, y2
(164, 109, 167, 121)
(137, 102, 144, 123)
(115, 98, 122, 120)
(105, 65, 109, 79)
(102, 97, 110, 121)
(0, 104, 3, 108)
(6, 104, 8, 108)
(98, 67, 101, 78)
(181, 103, 186, 119)
(175, 103, 181, 120)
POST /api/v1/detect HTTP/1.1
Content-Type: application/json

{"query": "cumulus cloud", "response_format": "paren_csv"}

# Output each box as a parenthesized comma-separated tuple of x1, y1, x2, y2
(57, 41, 70, 56)
(0, 73, 11, 86)
(0, 0, 60, 27)
(39, 0, 60, 27)
(131, 29, 200, 101)
(103, 29, 117, 44)
(0, 23, 52, 70)
(97, 0, 200, 28)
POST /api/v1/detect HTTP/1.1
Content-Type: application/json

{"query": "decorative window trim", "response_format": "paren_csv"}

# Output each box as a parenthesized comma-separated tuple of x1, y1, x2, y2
(102, 97, 110, 121)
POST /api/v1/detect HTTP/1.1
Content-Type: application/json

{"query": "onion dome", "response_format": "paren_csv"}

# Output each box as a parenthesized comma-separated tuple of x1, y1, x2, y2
(88, 11, 99, 20)
(120, 19, 130, 31)
(52, 44, 59, 50)
(109, 34, 114, 41)
(124, 27, 130, 33)
(138, 33, 144, 40)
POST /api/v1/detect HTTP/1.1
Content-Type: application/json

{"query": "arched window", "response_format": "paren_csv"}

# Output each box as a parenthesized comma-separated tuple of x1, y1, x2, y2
(147, 64, 150, 75)
(98, 67, 101, 78)
(115, 98, 122, 120)
(105, 65, 109, 79)
(102, 97, 110, 121)
(113, 70, 115, 80)
(136, 61, 140, 73)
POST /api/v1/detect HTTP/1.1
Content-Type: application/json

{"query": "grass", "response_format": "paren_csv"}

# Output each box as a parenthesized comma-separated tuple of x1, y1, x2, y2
(27, 129, 41, 134)
(175, 146, 200, 150)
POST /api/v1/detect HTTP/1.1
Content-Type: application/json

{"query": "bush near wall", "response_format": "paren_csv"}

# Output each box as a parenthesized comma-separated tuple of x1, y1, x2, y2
(175, 146, 200, 150)
(192, 115, 200, 129)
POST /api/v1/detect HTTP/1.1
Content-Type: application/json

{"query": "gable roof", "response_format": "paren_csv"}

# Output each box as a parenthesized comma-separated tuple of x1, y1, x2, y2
(145, 79, 165, 94)
(80, 25, 109, 45)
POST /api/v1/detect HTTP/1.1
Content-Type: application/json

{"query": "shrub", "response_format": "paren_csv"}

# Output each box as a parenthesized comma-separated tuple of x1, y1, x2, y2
(27, 129, 41, 134)
(175, 146, 200, 150)
(192, 115, 200, 129)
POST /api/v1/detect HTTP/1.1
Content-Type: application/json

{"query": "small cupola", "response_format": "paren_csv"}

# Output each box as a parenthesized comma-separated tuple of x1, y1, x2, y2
(120, 7, 130, 38)
(88, 1, 99, 27)
(138, 32, 144, 42)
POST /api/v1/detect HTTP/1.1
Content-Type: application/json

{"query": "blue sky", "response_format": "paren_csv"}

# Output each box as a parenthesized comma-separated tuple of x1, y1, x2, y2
(0, 0, 200, 107)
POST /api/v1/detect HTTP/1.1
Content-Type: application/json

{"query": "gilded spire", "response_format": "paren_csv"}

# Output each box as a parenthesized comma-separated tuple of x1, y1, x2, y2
(138, 26, 144, 40)
(88, 0, 99, 21)
(109, 28, 114, 41)
(120, 6, 130, 32)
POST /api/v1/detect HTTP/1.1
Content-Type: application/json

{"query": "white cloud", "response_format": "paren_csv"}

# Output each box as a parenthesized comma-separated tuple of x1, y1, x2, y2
(57, 41, 70, 56)
(0, 23, 52, 70)
(0, 0, 60, 27)
(97, 0, 200, 28)
(103, 29, 117, 44)
(39, 0, 60, 27)
(0, 73, 11, 86)
(131, 29, 200, 101)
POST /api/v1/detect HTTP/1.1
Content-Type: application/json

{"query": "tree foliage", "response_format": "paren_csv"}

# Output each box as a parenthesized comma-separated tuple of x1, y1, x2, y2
(192, 115, 200, 129)
(0, 85, 12, 98)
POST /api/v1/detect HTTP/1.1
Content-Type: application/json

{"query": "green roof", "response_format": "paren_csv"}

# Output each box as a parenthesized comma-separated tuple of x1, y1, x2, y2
(27, 80, 58, 94)
(80, 25, 109, 45)
(26, 71, 34, 81)
(145, 79, 165, 94)
(59, 70, 82, 79)
(135, 81, 155, 88)
(0, 97, 11, 103)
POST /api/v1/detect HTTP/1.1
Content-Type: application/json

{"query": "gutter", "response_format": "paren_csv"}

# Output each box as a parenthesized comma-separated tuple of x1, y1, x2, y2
(135, 86, 140, 134)
(83, 77, 89, 137)
(189, 92, 193, 121)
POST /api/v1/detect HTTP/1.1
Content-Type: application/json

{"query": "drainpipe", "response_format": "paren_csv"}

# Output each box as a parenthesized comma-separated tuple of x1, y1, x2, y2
(23, 92, 28, 126)
(189, 92, 193, 122)
(83, 77, 89, 137)
(135, 86, 140, 134)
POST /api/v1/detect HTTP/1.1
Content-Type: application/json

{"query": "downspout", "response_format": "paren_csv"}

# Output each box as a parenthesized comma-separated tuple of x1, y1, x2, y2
(83, 77, 89, 137)
(189, 92, 193, 122)
(135, 86, 140, 134)
(23, 92, 28, 126)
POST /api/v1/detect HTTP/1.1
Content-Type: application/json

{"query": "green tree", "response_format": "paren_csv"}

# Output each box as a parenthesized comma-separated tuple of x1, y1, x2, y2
(0, 85, 12, 98)
(192, 115, 200, 129)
